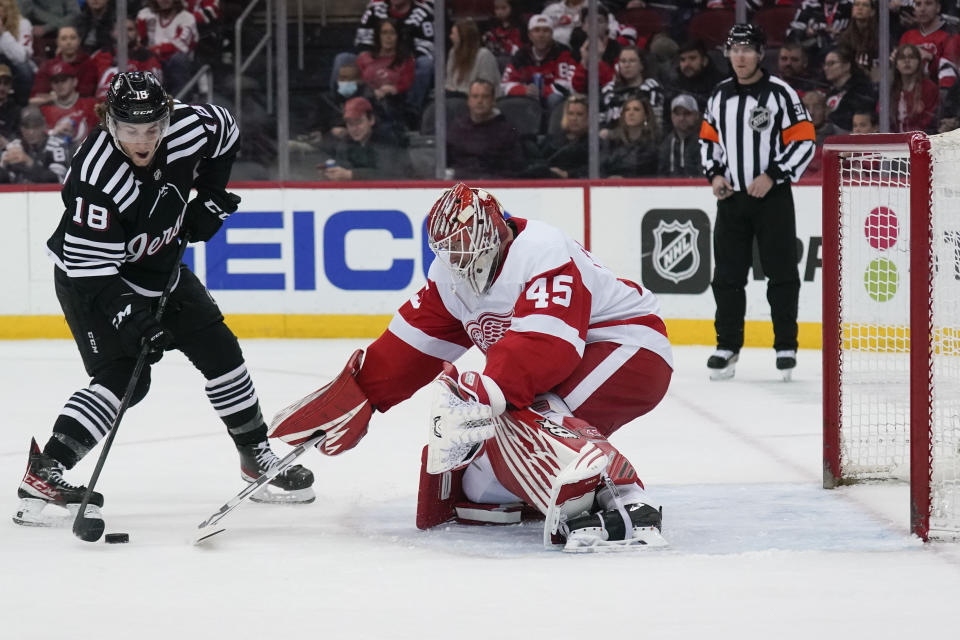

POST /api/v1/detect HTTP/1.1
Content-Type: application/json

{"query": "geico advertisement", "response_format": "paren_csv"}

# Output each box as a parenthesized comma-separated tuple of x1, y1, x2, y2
(14, 187, 585, 315)
(590, 185, 825, 323)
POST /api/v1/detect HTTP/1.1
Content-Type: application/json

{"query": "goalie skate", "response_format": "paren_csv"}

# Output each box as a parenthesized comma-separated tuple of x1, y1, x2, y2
(562, 503, 668, 553)
(13, 438, 105, 528)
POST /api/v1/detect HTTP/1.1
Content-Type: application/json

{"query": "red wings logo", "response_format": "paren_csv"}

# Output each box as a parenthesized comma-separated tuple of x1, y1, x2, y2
(465, 311, 513, 353)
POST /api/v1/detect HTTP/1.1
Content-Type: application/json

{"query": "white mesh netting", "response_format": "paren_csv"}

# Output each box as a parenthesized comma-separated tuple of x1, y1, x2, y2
(836, 130, 960, 538)
(927, 130, 960, 537)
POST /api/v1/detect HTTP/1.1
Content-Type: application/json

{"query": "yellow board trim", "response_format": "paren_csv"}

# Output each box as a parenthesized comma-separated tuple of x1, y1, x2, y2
(0, 315, 824, 348)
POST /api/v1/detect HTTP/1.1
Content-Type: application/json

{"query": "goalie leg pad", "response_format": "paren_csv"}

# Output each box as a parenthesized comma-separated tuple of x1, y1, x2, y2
(268, 350, 373, 455)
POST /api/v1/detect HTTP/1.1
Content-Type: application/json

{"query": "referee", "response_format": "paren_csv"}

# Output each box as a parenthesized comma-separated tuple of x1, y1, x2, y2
(699, 23, 815, 381)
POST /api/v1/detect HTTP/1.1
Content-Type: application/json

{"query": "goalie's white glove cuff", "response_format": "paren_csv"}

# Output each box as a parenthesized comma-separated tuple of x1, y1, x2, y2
(457, 371, 507, 416)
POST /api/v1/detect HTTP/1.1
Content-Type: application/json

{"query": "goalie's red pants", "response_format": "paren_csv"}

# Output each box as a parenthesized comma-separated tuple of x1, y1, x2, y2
(554, 343, 671, 437)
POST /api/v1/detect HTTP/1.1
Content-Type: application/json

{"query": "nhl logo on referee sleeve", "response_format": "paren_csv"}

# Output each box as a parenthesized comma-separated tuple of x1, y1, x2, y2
(749, 106, 772, 131)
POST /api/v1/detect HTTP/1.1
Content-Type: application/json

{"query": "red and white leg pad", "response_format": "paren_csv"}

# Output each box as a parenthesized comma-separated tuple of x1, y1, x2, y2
(268, 349, 373, 455)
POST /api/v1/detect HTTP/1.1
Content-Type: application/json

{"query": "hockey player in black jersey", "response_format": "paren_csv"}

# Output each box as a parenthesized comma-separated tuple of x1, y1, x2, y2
(13, 71, 314, 528)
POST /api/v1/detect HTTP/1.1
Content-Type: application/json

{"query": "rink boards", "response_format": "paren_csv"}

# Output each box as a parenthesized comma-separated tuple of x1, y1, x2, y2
(0, 180, 826, 346)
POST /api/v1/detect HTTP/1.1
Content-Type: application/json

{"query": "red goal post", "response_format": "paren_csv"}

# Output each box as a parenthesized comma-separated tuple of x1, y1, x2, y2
(821, 132, 960, 542)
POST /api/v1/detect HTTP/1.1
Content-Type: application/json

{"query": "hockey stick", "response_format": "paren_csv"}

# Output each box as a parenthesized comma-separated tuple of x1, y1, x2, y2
(193, 430, 327, 544)
(72, 234, 191, 543)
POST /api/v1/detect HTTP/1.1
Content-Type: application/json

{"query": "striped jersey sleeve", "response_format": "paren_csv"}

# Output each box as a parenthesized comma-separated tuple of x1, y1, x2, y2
(699, 81, 730, 183)
(56, 129, 136, 280)
(767, 77, 816, 182)
(166, 102, 239, 164)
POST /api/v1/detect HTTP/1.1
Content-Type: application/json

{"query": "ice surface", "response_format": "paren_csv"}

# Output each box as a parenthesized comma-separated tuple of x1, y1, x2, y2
(2, 340, 959, 639)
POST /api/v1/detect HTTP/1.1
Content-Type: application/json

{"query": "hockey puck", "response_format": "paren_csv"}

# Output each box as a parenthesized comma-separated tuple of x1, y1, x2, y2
(104, 533, 129, 544)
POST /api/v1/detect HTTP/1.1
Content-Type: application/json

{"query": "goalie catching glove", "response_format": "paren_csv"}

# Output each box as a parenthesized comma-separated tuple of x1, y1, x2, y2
(185, 190, 241, 242)
(268, 349, 373, 455)
(426, 363, 506, 474)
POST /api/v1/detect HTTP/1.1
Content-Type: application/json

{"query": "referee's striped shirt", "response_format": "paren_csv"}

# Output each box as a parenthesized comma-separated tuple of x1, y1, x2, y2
(699, 71, 816, 192)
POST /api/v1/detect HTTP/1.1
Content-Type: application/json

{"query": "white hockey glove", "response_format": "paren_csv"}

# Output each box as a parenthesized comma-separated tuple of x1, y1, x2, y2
(426, 364, 506, 475)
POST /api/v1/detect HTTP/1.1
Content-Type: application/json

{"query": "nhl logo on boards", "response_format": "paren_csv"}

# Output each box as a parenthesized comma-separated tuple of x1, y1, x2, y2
(652, 220, 700, 284)
(749, 106, 772, 131)
(640, 209, 711, 294)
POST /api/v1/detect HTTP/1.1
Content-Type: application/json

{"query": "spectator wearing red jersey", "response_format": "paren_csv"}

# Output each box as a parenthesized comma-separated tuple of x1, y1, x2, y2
(31, 25, 98, 104)
(136, 0, 198, 95)
(501, 14, 575, 111)
(568, 5, 620, 96)
(890, 42, 940, 133)
(356, 17, 415, 129)
(90, 18, 164, 99)
(38, 61, 98, 148)
(899, 0, 959, 89)
(482, 0, 523, 71)
(186, 0, 221, 27)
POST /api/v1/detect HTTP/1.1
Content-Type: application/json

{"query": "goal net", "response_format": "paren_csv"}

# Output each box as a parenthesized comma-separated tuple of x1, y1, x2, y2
(822, 131, 960, 541)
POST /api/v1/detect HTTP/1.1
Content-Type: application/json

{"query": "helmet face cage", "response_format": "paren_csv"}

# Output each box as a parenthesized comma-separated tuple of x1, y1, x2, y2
(105, 71, 170, 152)
(427, 184, 507, 296)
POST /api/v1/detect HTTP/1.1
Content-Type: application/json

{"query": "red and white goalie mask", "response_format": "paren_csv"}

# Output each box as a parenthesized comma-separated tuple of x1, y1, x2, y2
(427, 183, 510, 296)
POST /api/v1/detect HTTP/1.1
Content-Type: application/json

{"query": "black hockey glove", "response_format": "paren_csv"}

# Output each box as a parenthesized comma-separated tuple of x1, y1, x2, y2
(185, 190, 241, 242)
(100, 290, 172, 362)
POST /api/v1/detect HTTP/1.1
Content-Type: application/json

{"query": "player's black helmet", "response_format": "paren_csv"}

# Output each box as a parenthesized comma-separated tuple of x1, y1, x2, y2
(106, 71, 169, 124)
(724, 23, 766, 53)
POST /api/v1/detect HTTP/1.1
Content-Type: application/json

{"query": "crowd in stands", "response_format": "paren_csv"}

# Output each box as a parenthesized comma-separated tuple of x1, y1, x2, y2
(296, 0, 960, 182)
(2, 0, 960, 183)
(0, 0, 221, 183)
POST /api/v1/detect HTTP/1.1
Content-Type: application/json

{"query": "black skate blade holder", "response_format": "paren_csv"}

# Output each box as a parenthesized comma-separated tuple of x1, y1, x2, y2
(73, 234, 191, 543)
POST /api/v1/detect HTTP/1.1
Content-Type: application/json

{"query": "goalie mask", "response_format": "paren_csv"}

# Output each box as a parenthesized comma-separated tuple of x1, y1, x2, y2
(105, 71, 171, 158)
(427, 183, 510, 296)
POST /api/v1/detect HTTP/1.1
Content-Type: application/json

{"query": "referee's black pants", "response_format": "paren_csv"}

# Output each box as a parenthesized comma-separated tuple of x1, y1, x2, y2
(711, 182, 800, 354)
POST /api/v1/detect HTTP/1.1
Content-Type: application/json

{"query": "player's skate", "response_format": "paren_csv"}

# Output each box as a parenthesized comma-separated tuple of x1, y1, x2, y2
(13, 438, 104, 527)
(237, 440, 315, 504)
(707, 349, 739, 380)
(561, 502, 667, 553)
(776, 350, 797, 381)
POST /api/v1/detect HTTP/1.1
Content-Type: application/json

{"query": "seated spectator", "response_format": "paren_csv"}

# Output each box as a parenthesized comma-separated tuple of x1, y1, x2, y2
(320, 97, 413, 181)
(186, 0, 221, 30)
(569, 5, 621, 95)
(787, 0, 853, 63)
(657, 93, 702, 177)
(20, 0, 79, 55)
(891, 42, 940, 133)
(38, 62, 98, 147)
(347, 0, 435, 120)
(940, 81, 960, 132)
(0, 0, 35, 104)
(482, 0, 524, 70)
(356, 18, 415, 129)
(802, 89, 841, 144)
(600, 94, 660, 177)
(137, 0, 198, 95)
(0, 63, 18, 143)
(73, 0, 114, 54)
(0, 105, 68, 183)
(542, 0, 618, 48)
(600, 46, 664, 128)
(899, 0, 959, 90)
(501, 14, 575, 111)
(662, 40, 724, 116)
(523, 94, 588, 179)
(836, 0, 879, 80)
(295, 63, 365, 152)
(90, 18, 164, 99)
(777, 42, 817, 94)
(851, 109, 878, 133)
(822, 45, 876, 132)
(447, 79, 522, 180)
(31, 25, 99, 103)
(446, 18, 500, 96)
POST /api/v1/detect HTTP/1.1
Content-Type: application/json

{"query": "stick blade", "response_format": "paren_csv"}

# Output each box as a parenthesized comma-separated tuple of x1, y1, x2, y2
(194, 525, 226, 545)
